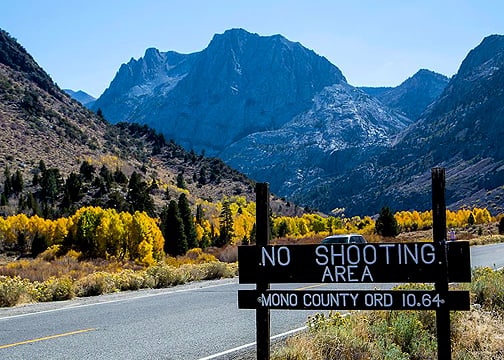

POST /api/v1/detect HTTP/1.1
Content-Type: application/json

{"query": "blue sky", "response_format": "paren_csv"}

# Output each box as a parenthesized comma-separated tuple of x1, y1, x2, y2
(1, 0, 503, 97)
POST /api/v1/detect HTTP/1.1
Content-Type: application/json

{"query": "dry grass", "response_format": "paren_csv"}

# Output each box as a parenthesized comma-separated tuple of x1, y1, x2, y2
(272, 268, 504, 359)
(0, 247, 238, 307)
(0, 252, 142, 283)
(452, 310, 504, 359)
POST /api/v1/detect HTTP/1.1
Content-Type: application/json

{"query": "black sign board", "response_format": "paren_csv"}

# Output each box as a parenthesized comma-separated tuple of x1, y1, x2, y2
(238, 289, 470, 311)
(238, 241, 470, 284)
(242, 172, 472, 360)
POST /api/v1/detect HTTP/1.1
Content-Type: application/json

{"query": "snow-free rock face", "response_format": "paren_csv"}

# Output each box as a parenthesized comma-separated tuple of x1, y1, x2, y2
(93, 48, 197, 124)
(64, 89, 96, 107)
(220, 82, 411, 195)
(361, 69, 449, 120)
(297, 34, 504, 215)
(94, 28, 345, 154)
(94, 28, 411, 207)
(94, 29, 504, 215)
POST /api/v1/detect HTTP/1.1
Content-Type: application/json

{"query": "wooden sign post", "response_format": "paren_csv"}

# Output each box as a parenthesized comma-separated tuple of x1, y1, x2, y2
(432, 167, 451, 359)
(240, 170, 470, 360)
(255, 183, 270, 360)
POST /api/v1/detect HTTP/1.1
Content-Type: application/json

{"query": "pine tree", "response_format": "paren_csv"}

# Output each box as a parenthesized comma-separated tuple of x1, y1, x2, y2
(3, 166, 12, 197)
(178, 194, 197, 249)
(375, 206, 400, 237)
(196, 204, 204, 224)
(468, 213, 475, 226)
(176, 172, 186, 189)
(11, 170, 23, 194)
(216, 200, 234, 247)
(0, 193, 7, 206)
(38, 160, 46, 173)
(40, 168, 62, 203)
(127, 171, 155, 216)
(113, 168, 128, 185)
(80, 160, 95, 182)
(31, 232, 48, 257)
(99, 165, 113, 192)
(161, 201, 187, 256)
(64, 172, 82, 203)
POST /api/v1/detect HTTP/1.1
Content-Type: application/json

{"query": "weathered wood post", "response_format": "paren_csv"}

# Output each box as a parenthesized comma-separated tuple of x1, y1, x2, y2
(256, 183, 271, 360)
(432, 167, 451, 359)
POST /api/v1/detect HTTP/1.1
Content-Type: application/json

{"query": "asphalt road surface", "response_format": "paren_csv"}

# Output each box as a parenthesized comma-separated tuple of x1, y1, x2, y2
(0, 242, 502, 359)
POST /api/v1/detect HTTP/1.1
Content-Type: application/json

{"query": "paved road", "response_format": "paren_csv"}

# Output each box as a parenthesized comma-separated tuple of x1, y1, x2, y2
(469, 242, 504, 269)
(0, 243, 502, 359)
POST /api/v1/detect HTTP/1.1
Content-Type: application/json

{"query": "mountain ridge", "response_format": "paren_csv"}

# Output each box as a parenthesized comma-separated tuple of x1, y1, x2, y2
(93, 28, 346, 155)
(294, 34, 504, 215)
(0, 28, 307, 219)
(93, 28, 417, 213)
(18, 27, 503, 216)
(361, 69, 449, 120)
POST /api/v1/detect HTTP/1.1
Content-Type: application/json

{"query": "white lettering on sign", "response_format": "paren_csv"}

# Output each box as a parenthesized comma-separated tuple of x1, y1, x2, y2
(321, 265, 374, 282)
(364, 292, 393, 307)
(316, 243, 436, 266)
(302, 292, 359, 307)
(378, 243, 436, 265)
(261, 246, 290, 266)
(261, 292, 298, 307)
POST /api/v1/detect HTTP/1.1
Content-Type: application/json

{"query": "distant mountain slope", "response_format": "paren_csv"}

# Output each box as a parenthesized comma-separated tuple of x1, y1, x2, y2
(93, 28, 411, 209)
(361, 69, 449, 120)
(93, 28, 345, 155)
(220, 82, 411, 196)
(297, 35, 504, 215)
(93, 48, 199, 127)
(64, 89, 96, 107)
(0, 29, 304, 217)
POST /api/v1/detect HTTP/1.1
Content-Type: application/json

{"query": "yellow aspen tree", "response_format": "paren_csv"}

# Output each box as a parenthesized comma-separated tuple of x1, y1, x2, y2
(0, 217, 7, 249)
(474, 208, 491, 224)
(119, 211, 133, 260)
(51, 217, 69, 246)
(107, 210, 125, 258)
(137, 240, 155, 266)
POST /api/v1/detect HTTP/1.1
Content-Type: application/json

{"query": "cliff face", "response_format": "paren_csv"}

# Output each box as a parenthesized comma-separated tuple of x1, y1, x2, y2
(93, 29, 411, 208)
(362, 69, 449, 120)
(295, 35, 504, 215)
(93, 29, 504, 215)
(94, 29, 345, 154)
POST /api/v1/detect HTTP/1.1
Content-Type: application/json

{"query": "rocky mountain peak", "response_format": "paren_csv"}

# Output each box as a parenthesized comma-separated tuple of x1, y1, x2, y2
(361, 68, 449, 120)
(457, 34, 504, 78)
(94, 29, 347, 154)
(0, 29, 60, 97)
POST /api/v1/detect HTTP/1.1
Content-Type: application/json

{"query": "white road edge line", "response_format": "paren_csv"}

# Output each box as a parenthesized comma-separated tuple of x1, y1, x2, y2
(197, 326, 307, 360)
(0, 281, 234, 321)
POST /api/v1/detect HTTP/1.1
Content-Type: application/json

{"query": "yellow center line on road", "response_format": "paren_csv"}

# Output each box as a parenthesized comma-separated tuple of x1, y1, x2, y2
(0, 328, 97, 349)
(295, 284, 329, 290)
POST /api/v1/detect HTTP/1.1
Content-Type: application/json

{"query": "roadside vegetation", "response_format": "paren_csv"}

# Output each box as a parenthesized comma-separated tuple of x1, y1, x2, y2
(0, 247, 236, 307)
(0, 161, 503, 311)
(272, 267, 504, 360)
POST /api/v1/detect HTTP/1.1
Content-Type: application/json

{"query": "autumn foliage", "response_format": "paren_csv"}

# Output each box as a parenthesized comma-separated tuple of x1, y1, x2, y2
(0, 204, 497, 265)
(0, 207, 164, 266)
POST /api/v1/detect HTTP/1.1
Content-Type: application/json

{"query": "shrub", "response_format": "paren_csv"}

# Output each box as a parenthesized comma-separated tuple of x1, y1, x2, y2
(38, 245, 63, 261)
(186, 248, 218, 263)
(111, 270, 147, 291)
(0, 276, 35, 307)
(469, 267, 504, 310)
(35, 276, 74, 302)
(452, 310, 504, 359)
(146, 264, 180, 288)
(73, 272, 115, 297)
